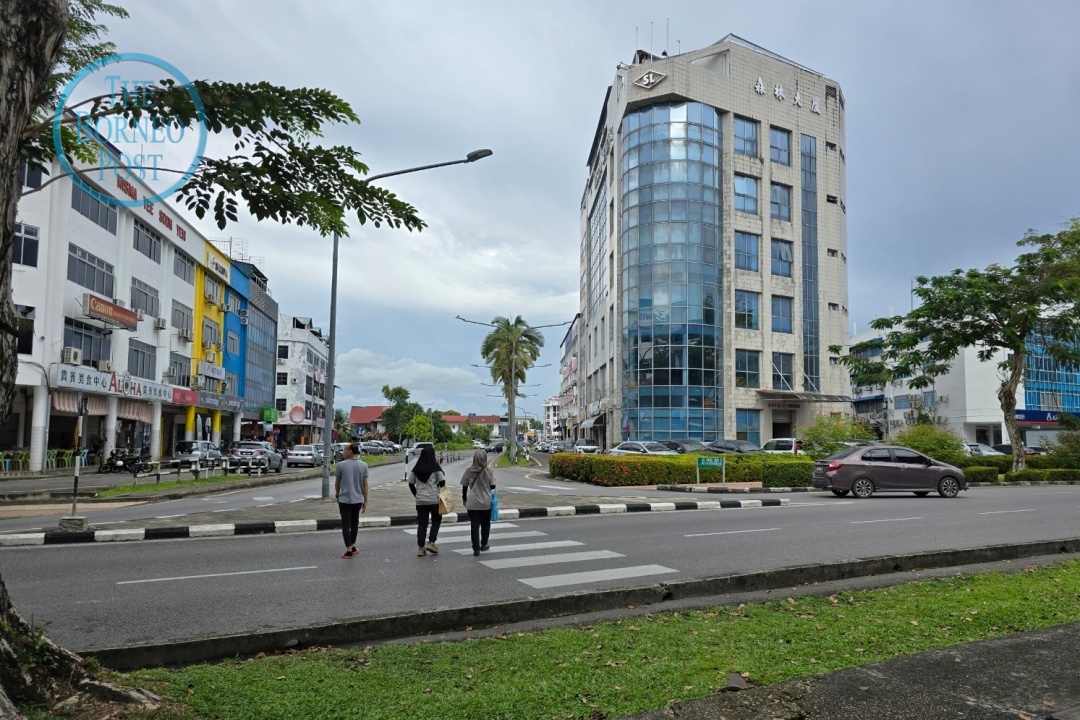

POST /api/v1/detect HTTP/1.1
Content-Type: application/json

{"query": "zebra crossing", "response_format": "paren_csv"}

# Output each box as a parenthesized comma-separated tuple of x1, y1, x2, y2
(401, 521, 678, 589)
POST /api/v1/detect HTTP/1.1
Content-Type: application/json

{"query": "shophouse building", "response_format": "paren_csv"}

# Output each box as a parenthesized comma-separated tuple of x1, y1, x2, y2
(574, 35, 851, 450)
(274, 314, 329, 445)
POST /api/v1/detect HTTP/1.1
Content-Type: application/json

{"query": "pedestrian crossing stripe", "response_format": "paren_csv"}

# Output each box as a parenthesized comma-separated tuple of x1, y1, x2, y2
(401, 523, 518, 535)
(452, 540, 583, 555)
(519, 565, 678, 589)
(422, 531, 546, 545)
(480, 550, 623, 569)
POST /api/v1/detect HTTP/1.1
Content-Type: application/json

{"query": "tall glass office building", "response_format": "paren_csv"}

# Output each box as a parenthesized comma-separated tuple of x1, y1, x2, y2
(574, 35, 851, 450)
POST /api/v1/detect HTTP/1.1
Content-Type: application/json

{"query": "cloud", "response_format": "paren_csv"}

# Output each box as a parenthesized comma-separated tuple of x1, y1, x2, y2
(333, 346, 495, 410)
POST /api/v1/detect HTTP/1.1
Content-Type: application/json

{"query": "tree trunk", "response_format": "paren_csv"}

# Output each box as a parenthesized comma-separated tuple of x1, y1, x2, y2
(997, 350, 1026, 473)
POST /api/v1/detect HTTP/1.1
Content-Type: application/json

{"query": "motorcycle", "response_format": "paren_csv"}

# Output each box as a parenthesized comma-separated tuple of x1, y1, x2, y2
(98, 449, 150, 474)
(98, 449, 126, 474)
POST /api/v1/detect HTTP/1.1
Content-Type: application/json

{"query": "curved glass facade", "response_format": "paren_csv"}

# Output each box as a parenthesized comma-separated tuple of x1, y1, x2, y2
(620, 101, 724, 441)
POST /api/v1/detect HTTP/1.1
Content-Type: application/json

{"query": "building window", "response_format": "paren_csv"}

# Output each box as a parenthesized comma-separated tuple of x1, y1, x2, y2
(734, 231, 759, 272)
(894, 395, 912, 410)
(734, 175, 758, 214)
(224, 371, 239, 396)
(169, 352, 191, 385)
(923, 390, 936, 408)
(132, 220, 162, 263)
(735, 349, 760, 388)
(276, 372, 288, 386)
(13, 224, 39, 268)
(67, 243, 115, 297)
(734, 117, 758, 157)
(770, 127, 791, 165)
(736, 409, 761, 445)
(277, 344, 289, 359)
(734, 290, 760, 330)
(202, 319, 220, 347)
(15, 306, 34, 355)
(171, 301, 193, 332)
(770, 183, 792, 222)
(829, 356, 840, 365)
(772, 296, 794, 333)
(771, 239, 793, 277)
(130, 277, 160, 319)
(128, 339, 156, 380)
(305, 375, 314, 396)
(275, 398, 287, 412)
(70, 184, 117, 234)
(18, 162, 43, 189)
(174, 251, 196, 284)
(772, 353, 795, 390)
(227, 331, 240, 356)
(827, 248, 838, 258)
(63, 318, 111, 367)
(828, 302, 840, 311)
(203, 275, 222, 304)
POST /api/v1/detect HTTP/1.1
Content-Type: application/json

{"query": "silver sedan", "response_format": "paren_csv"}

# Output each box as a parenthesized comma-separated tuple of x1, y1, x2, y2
(608, 441, 679, 456)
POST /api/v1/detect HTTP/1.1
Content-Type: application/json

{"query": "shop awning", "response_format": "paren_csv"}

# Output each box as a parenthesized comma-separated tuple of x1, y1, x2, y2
(51, 391, 78, 414)
(757, 391, 852, 403)
(117, 399, 152, 423)
(579, 414, 605, 430)
(852, 394, 885, 403)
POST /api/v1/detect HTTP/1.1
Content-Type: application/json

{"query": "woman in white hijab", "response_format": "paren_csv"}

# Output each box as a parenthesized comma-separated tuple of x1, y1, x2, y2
(460, 449, 495, 556)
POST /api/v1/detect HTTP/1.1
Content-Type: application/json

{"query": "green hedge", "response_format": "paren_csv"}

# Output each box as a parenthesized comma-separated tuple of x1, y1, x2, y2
(1004, 468, 1080, 483)
(954, 455, 1014, 473)
(1026, 455, 1080, 470)
(549, 452, 813, 487)
(963, 466, 1001, 483)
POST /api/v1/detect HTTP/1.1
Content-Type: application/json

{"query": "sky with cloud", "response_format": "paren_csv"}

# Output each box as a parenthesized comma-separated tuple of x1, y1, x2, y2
(98, 0, 1080, 419)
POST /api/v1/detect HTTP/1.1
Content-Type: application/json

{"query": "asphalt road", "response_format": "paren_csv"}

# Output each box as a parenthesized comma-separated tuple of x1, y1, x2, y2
(2, 485, 1077, 651)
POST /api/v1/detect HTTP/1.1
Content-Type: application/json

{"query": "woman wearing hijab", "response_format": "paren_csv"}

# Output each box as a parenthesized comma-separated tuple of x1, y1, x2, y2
(460, 449, 496, 557)
(407, 445, 446, 557)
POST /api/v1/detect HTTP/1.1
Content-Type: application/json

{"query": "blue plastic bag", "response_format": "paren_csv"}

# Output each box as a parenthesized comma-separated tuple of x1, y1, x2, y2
(490, 488, 499, 522)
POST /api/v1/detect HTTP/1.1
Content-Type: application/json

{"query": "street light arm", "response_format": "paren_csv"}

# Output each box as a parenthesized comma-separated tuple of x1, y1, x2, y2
(367, 150, 492, 183)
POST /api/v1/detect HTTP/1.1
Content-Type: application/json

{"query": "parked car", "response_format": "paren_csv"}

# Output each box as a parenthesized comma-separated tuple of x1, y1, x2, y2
(285, 444, 323, 467)
(360, 441, 387, 455)
(657, 439, 716, 454)
(574, 438, 600, 454)
(608, 441, 679, 456)
(707, 439, 765, 454)
(762, 438, 805, 454)
(549, 441, 575, 454)
(228, 441, 284, 472)
(172, 440, 221, 468)
(992, 444, 1045, 456)
(966, 443, 1006, 457)
(812, 444, 967, 499)
(485, 441, 505, 453)
(472, 439, 485, 449)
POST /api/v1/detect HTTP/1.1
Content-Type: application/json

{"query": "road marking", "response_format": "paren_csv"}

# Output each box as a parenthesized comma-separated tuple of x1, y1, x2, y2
(252, 497, 274, 501)
(154, 514, 186, 519)
(403, 523, 519, 535)
(539, 485, 568, 490)
(453, 540, 583, 555)
(201, 500, 230, 504)
(118, 566, 318, 585)
(850, 517, 922, 524)
(304, 495, 322, 499)
(1032, 491, 1072, 495)
(433, 531, 546, 545)
(211, 509, 230, 513)
(685, 527, 780, 538)
(789, 501, 855, 506)
(503, 486, 544, 493)
(482, 550, 624, 569)
(978, 509, 1037, 515)
(519, 565, 678, 589)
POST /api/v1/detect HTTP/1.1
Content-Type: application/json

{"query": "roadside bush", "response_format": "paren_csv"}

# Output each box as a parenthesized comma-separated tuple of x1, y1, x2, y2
(1003, 469, 1050, 483)
(954, 455, 1014, 473)
(1047, 468, 1080, 482)
(798, 415, 876, 459)
(963, 466, 1001, 483)
(1026, 455, 1080, 470)
(549, 453, 588, 482)
(892, 425, 967, 464)
(587, 455, 676, 486)
(761, 462, 814, 487)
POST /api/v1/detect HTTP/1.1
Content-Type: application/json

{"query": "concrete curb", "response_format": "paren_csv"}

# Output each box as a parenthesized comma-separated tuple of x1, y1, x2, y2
(0, 498, 788, 546)
(83, 535, 1080, 670)
(656, 480, 1080, 494)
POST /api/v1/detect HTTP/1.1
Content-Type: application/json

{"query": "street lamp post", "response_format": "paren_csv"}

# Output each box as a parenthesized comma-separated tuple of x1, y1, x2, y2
(320, 149, 493, 500)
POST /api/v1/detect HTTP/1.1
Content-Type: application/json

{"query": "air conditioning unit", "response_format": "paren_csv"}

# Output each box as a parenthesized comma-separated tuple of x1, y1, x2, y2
(190, 378, 201, 390)
(240, 317, 248, 326)
(154, 317, 167, 331)
(277, 357, 286, 365)
(178, 328, 193, 342)
(202, 339, 213, 350)
(112, 298, 125, 308)
(204, 291, 216, 302)
(205, 351, 217, 363)
(217, 301, 229, 312)
(162, 371, 175, 383)
(239, 308, 249, 318)
(137, 309, 145, 321)
(61, 346, 82, 365)
(97, 360, 112, 372)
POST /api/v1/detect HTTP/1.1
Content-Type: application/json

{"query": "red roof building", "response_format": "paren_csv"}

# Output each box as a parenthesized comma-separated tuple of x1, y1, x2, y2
(348, 406, 389, 437)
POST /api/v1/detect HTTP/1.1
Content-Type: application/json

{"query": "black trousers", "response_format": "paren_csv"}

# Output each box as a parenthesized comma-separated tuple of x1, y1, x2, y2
(338, 502, 362, 548)
(467, 509, 491, 551)
(416, 504, 442, 546)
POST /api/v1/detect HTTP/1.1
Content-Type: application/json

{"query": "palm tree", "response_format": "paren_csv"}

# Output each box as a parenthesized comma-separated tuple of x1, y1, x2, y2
(481, 316, 544, 463)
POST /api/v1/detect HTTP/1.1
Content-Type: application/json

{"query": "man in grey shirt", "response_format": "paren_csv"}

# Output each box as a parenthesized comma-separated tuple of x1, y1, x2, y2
(335, 443, 370, 558)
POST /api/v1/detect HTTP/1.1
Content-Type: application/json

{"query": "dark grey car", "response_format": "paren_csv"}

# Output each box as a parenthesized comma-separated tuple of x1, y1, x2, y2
(812, 444, 967, 499)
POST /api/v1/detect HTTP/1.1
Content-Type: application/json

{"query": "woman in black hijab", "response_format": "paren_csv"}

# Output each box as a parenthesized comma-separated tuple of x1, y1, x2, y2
(407, 445, 446, 556)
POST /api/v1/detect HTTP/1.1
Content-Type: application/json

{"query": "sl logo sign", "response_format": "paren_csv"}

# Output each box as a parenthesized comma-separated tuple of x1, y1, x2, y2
(633, 70, 667, 90)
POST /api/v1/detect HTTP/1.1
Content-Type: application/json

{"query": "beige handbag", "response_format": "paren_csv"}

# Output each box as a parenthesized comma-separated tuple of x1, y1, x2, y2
(438, 487, 456, 515)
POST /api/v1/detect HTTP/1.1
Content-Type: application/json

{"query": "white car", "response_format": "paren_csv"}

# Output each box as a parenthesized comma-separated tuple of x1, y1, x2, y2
(608, 441, 679, 456)
(762, 438, 805, 454)
(574, 439, 600, 454)
(966, 443, 1006, 456)
(285, 444, 323, 467)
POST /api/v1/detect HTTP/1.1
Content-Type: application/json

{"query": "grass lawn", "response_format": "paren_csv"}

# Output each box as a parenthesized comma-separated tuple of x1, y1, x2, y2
(496, 453, 534, 468)
(120, 559, 1080, 720)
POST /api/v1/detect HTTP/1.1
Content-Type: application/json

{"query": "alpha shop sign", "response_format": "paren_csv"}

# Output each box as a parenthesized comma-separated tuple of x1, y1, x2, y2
(52, 366, 172, 401)
(83, 293, 138, 330)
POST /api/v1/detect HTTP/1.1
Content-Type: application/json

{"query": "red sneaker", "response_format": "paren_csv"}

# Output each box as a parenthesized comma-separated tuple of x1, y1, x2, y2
(341, 548, 358, 559)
